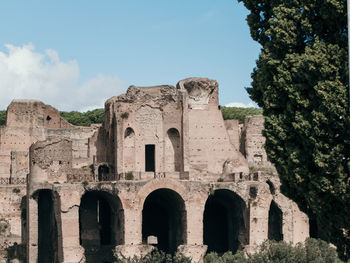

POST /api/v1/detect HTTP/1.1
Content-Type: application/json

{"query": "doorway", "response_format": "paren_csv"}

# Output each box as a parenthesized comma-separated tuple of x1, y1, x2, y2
(145, 144, 155, 172)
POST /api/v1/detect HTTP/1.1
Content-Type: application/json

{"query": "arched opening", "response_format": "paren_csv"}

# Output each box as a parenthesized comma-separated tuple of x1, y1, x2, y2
(98, 164, 109, 181)
(266, 180, 276, 195)
(124, 127, 135, 172)
(142, 188, 186, 254)
(20, 196, 27, 244)
(268, 200, 283, 241)
(37, 189, 62, 263)
(79, 191, 124, 263)
(203, 189, 248, 254)
(165, 128, 181, 172)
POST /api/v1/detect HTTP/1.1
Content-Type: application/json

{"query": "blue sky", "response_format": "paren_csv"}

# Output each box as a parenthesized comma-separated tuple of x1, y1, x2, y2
(0, 0, 260, 111)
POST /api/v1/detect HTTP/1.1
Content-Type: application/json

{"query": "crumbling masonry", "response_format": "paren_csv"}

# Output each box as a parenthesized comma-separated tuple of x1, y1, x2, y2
(0, 78, 310, 263)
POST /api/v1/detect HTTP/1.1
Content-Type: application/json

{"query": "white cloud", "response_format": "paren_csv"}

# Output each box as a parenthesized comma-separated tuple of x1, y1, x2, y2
(0, 44, 126, 111)
(225, 101, 257, 108)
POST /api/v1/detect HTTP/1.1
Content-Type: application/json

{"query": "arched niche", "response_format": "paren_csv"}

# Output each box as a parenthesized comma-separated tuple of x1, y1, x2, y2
(123, 127, 136, 172)
(79, 191, 124, 262)
(203, 189, 248, 254)
(98, 164, 110, 181)
(142, 188, 186, 254)
(165, 128, 181, 172)
(268, 200, 283, 241)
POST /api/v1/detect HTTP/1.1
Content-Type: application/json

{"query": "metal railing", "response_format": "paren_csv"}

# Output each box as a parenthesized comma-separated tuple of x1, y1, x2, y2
(0, 177, 26, 185)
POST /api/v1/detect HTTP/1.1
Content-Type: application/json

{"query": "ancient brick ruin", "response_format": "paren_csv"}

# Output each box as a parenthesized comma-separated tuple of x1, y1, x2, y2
(0, 78, 310, 263)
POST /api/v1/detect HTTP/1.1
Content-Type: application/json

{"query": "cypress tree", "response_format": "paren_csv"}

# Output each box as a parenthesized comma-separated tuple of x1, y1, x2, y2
(238, 0, 350, 258)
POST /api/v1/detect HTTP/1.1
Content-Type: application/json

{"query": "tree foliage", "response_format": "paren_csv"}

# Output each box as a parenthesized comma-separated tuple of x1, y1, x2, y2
(0, 106, 260, 127)
(59, 107, 261, 126)
(221, 106, 262, 123)
(0, 111, 6, 126)
(238, 0, 350, 258)
(60, 108, 104, 126)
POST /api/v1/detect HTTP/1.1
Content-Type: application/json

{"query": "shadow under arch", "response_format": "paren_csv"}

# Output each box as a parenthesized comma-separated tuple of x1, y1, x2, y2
(203, 189, 249, 254)
(79, 190, 124, 263)
(142, 188, 187, 254)
(32, 189, 63, 263)
(268, 200, 283, 241)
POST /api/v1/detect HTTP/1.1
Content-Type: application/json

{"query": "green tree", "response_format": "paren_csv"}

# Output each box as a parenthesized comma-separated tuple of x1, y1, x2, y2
(238, 0, 350, 259)
(221, 106, 262, 123)
(0, 111, 6, 126)
(60, 108, 104, 126)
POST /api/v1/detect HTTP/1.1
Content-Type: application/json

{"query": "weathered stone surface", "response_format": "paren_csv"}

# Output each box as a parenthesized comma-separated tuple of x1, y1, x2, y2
(0, 78, 310, 263)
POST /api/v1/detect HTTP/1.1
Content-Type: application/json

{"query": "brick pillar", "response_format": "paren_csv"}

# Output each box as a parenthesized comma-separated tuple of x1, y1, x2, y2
(61, 206, 85, 263)
(27, 197, 38, 263)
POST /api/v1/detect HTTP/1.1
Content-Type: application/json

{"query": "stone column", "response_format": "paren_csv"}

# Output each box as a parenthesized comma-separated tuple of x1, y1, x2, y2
(246, 193, 271, 253)
(177, 199, 207, 263)
(114, 207, 154, 259)
(292, 202, 309, 244)
(27, 197, 38, 263)
(58, 187, 85, 263)
(61, 206, 85, 263)
(180, 90, 190, 173)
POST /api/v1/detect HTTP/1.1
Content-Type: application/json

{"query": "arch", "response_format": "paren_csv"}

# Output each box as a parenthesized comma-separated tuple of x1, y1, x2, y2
(142, 188, 186, 254)
(98, 164, 110, 181)
(124, 127, 136, 172)
(79, 191, 124, 263)
(268, 200, 283, 241)
(36, 189, 63, 263)
(203, 189, 248, 254)
(165, 128, 181, 172)
(138, 178, 187, 209)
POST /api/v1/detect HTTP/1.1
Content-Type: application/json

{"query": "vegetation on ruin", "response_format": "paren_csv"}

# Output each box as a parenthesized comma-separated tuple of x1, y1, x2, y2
(114, 239, 345, 263)
(114, 249, 191, 263)
(0, 110, 6, 126)
(239, 0, 350, 259)
(121, 112, 129, 119)
(205, 239, 344, 263)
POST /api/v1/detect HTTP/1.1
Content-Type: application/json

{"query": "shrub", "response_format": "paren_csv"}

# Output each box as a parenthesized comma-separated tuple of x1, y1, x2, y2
(203, 239, 343, 263)
(82, 181, 89, 188)
(115, 249, 191, 263)
(120, 112, 129, 119)
(205, 251, 247, 263)
(125, 172, 134, 180)
(12, 188, 20, 194)
(248, 239, 343, 263)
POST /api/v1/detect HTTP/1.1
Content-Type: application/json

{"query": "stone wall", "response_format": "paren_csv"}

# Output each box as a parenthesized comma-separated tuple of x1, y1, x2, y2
(0, 78, 311, 263)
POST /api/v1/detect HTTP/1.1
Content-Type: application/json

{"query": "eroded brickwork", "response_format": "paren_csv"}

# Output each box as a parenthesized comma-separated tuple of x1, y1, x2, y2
(0, 78, 309, 263)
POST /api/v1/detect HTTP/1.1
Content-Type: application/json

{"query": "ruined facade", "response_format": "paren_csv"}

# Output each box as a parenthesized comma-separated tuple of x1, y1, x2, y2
(0, 78, 309, 263)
